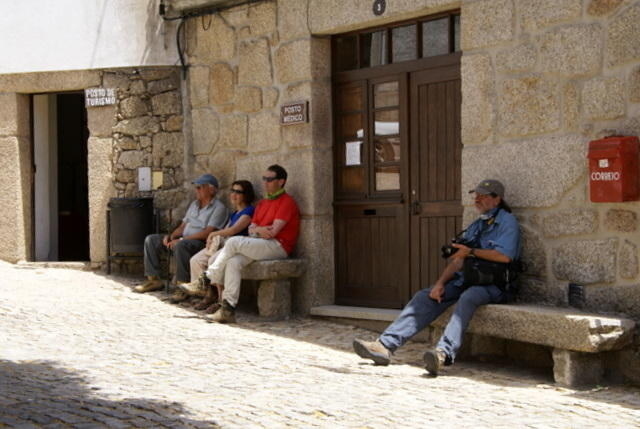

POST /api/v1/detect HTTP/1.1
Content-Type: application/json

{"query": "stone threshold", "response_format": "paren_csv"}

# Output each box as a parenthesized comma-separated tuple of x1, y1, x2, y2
(16, 261, 95, 271)
(310, 305, 400, 322)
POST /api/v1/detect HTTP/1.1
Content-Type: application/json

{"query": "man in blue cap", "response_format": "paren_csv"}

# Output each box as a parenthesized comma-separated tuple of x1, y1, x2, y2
(136, 174, 229, 299)
(353, 179, 521, 376)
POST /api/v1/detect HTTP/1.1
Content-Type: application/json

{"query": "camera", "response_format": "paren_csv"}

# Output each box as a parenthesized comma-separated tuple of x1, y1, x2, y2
(441, 237, 473, 259)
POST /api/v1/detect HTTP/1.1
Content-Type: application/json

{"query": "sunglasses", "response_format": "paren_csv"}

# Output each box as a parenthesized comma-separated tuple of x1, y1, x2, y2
(262, 176, 280, 182)
(230, 188, 245, 194)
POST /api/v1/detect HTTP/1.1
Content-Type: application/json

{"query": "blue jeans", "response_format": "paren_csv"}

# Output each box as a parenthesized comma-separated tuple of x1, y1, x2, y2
(379, 281, 507, 362)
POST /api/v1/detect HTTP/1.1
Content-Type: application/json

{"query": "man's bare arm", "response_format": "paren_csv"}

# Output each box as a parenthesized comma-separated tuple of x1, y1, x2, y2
(164, 222, 186, 246)
(429, 257, 464, 303)
(254, 219, 287, 239)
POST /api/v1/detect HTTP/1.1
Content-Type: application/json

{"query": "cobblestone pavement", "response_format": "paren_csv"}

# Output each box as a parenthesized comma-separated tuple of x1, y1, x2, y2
(1, 261, 640, 428)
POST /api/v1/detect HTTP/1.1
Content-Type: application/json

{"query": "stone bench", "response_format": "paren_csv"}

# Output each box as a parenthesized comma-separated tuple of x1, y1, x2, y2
(431, 304, 636, 386)
(310, 303, 636, 387)
(240, 259, 305, 319)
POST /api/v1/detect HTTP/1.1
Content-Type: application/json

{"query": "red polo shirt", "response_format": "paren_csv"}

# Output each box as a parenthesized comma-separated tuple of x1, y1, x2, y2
(253, 193, 300, 255)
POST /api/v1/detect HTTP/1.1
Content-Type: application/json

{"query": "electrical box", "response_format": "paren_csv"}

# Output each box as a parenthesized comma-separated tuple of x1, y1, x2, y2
(138, 167, 151, 191)
(587, 136, 640, 202)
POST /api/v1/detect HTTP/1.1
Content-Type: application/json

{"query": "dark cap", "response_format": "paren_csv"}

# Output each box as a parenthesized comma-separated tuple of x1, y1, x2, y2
(469, 179, 504, 198)
(192, 174, 219, 188)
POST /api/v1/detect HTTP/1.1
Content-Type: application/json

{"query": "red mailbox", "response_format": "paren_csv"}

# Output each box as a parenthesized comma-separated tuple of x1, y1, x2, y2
(587, 136, 639, 202)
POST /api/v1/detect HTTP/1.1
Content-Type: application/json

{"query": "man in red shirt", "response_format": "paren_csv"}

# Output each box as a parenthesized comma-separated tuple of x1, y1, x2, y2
(206, 164, 300, 323)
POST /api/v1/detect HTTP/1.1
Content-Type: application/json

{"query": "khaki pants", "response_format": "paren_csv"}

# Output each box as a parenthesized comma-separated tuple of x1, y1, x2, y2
(206, 236, 287, 307)
(189, 247, 223, 281)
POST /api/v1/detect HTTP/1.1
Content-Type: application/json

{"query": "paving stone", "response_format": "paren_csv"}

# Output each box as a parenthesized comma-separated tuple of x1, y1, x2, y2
(1, 260, 639, 427)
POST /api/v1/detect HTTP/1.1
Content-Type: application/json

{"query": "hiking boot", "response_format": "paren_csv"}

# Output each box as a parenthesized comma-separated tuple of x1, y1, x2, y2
(206, 300, 236, 324)
(204, 302, 221, 314)
(169, 288, 189, 303)
(423, 348, 447, 376)
(178, 279, 206, 297)
(194, 286, 216, 310)
(352, 338, 391, 366)
(134, 277, 164, 293)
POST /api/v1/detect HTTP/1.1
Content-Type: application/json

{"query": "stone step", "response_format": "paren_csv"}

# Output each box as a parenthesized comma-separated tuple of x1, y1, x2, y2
(310, 304, 399, 321)
(16, 261, 94, 271)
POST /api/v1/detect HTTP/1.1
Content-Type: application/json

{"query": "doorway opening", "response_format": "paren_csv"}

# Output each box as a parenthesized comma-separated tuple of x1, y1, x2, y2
(32, 93, 90, 261)
(332, 11, 461, 309)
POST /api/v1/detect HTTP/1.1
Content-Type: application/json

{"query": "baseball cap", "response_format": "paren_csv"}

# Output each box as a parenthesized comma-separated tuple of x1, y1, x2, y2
(469, 179, 504, 198)
(192, 174, 219, 188)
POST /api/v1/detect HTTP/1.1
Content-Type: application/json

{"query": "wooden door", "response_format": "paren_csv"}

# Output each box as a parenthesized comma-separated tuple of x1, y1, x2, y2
(409, 63, 462, 295)
(334, 77, 410, 309)
(332, 12, 462, 308)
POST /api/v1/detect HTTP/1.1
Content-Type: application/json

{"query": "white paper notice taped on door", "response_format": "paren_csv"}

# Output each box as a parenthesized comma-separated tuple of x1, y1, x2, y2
(345, 141, 362, 166)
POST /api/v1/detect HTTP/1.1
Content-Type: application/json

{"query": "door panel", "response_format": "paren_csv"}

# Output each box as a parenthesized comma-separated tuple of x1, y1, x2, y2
(409, 65, 462, 296)
(335, 204, 409, 308)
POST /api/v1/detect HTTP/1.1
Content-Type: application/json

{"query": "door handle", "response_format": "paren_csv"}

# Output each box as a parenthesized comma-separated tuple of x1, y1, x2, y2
(411, 201, 421, 215)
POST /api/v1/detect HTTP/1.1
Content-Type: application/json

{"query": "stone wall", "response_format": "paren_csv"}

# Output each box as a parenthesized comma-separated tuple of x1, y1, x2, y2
(182, 0, 334, 313)
(0, 93, 31, 263)
(460, 0, 640, 320)
(0, 68, 184, 270)
(91, 67, 186, 272)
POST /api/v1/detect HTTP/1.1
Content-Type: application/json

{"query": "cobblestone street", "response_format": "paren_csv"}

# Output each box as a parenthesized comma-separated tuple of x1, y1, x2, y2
(1, 261, 639, 428)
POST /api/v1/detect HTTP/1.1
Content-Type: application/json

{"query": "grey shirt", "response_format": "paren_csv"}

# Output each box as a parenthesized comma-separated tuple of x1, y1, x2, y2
(182, 199, 229, 238)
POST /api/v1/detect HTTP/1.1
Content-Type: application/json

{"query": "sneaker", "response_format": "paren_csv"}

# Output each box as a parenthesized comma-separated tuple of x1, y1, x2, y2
(352, 338, 391, 366)
(178, 280, 206, 297)
(206, 300, 236, 324)
(134, 277, 164, 293)
(423, 348, 447, 376)
(169, 289, 189, 303)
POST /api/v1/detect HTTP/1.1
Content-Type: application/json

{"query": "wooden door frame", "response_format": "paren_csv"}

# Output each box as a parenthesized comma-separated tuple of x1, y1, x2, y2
(332, 51, 462, 308)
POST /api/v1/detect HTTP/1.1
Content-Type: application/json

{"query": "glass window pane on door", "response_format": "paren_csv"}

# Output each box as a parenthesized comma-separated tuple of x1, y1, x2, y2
(341, 113, 364, 139)
(392, 25, 417, 63)
(339, 86, 363, 112)
(342, 166, 365, 193)
(361, 31, 388, 68)
(375, 165, 400, 190)
(334, 35, 358, 71)
(374, 81, 399, 108)
(422, 18, 449, 57)
(375, 137, 401, 162)
(374, 109, 399, 137)
(453, 15, 461, 52)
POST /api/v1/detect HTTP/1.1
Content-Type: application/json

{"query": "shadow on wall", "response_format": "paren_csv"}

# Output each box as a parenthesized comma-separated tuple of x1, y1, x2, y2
(0, 359, 219, 427)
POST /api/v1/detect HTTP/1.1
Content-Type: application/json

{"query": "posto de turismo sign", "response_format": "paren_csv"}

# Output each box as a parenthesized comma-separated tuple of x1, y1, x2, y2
(85, 88, 116, 107)
(280, 101, 308, 125)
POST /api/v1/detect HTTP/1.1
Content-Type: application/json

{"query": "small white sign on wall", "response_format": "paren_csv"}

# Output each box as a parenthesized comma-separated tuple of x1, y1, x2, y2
(138, 167, 151, 191)
(85, 88, 116, 107)
(345, 141, 362, 166)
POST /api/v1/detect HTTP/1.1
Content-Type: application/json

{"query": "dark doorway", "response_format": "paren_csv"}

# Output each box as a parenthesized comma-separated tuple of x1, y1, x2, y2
(332, 12, 461, 308)
(57, 93, 90, 261)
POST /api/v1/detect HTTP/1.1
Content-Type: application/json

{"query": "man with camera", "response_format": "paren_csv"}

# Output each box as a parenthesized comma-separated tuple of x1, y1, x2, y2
(353, 179, 521, 376)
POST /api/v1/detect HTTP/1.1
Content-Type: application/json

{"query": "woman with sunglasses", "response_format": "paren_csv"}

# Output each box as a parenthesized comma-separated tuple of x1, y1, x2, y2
(179, 180, 256, 312)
